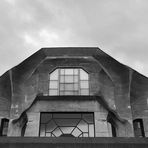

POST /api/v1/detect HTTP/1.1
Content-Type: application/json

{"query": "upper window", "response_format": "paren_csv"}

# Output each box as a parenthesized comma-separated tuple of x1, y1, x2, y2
(49, 68, 89, 96)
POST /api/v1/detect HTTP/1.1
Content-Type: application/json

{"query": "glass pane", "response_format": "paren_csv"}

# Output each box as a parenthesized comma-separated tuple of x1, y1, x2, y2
(50, 69, 58, 80)
(60, 84, 65, 90)
(40, 125, 45, 137)
(80, 69, 88, 80)
(52, 127, 62, 137)
(89, 124, 94, 137)
(83, 114, 93, 124)
(41, 114, 52, 123)
(3, 121, 9, 127)
(60, 76, 65, 82)
(74, 69, 78, 75)
(60, 69, 65, 75)
(83, 133, 88, 137)
(74, 83, 78, 90)
(49, 81, 58, 88)
(65, 69, 74, 75)
(59, 91, 64, 95)
(74, 76, 78, 82)
(2, 127, 8, 136)
(72, 127, 82, 137)
(46, 133, 51, 137)
(73, 91, 79, 95)
(80, 81, 89, 88)
(64, 91, 74, 95)
(51, 133, 55, 137)
(54, 119, 80, 126)
(46, 120, 57, 132)
(65, 84, 74, 90)
(77, 120, 88, 132)
(49, 89, 58, 95)
(80, 89, 89, 95)
(65, 76, 74, 83)
(60, 127, 74, 134)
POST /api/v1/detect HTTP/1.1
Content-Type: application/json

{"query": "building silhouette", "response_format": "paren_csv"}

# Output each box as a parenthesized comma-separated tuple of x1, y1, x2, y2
(0, 47, 148, 147)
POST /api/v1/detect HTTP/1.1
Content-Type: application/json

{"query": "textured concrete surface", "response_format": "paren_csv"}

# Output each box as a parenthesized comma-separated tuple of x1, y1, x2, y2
(0, 47, 147, 137)
(0, 137, 148, 148)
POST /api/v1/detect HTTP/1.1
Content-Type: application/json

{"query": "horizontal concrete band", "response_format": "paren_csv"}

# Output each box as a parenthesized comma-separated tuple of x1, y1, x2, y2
(37, 95, 98, 101)
(0, 138, 148, 148)
(0, 137, 148, 143)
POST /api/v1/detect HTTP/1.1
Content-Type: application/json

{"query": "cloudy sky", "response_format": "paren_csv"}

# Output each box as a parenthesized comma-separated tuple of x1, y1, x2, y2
(0, 0, 148, 76)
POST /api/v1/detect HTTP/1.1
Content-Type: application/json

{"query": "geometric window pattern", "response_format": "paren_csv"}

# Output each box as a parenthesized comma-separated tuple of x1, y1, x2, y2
(49, 68, 89, 96)
(39, 113, 94, 137)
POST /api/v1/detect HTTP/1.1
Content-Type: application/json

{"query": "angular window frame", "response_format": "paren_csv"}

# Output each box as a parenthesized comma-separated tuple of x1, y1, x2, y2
(39, 112, 95, 137)
(49, 68, 90, 96)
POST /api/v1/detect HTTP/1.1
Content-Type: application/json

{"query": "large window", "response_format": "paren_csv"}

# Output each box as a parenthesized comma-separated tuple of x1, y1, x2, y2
(39, 113, 95, 137)
(49, 68, 89, 96)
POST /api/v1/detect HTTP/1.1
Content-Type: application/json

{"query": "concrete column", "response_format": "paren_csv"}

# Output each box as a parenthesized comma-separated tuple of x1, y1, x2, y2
(143, 118, 148, 137)
(25, 113, 40, 137)
(7, 119, 22, 136)
(94, 112, 110, 137)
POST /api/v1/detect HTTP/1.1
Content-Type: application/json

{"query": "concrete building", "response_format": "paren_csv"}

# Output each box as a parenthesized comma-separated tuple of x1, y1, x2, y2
(0, 47, 148, 147)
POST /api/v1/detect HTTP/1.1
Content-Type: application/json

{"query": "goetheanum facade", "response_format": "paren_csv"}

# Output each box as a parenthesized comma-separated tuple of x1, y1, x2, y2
(0, 47, 148, 138)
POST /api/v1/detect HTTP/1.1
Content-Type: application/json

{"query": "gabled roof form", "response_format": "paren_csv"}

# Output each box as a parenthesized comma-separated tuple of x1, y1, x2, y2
(0, 47, 148, 120)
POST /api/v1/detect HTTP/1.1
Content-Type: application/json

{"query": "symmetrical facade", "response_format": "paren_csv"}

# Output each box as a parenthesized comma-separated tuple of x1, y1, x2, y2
(0, 47, 148, 138)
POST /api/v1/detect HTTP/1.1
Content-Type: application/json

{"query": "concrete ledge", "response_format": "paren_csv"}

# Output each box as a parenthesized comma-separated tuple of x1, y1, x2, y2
(0, 137, 147, 148)
(37, 96, 97, 101)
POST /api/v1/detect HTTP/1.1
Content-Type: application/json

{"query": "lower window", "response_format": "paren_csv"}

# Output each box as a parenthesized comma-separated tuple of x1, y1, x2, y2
(0, 119, 9, 136)
(39, 112, 95, 137)
(133, 119, 145, 137)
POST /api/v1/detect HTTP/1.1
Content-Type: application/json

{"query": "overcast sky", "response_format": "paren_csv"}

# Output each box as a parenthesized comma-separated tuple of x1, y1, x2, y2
(0, 0, 148, 77)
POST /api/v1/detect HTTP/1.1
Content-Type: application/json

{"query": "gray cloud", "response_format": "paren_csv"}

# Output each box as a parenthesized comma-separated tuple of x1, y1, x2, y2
(0, 0, 148, 76)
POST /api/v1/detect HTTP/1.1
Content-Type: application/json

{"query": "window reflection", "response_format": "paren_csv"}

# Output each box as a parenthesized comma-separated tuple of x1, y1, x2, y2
(49, 68, 89, 96)
(40, 113, 95, 137)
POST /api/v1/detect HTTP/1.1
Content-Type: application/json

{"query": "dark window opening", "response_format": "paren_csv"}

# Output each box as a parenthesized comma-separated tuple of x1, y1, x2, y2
(133, 119, 145, 137)
(39, 112, 95, 137)
(107, 115, 116, 137)
(111, 124, 116, 137)
(0, 118, 9, 136)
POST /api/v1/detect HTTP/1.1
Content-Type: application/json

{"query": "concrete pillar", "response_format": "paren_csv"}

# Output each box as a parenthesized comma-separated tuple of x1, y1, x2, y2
(143, 118, 148, 137)
(25, 113, 40, 137)
(94, 112, 110, 137)
(7, 119, 22, 136)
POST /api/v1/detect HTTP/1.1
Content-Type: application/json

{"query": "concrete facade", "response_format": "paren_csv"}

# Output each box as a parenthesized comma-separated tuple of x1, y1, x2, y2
(0, 47, 148, 138)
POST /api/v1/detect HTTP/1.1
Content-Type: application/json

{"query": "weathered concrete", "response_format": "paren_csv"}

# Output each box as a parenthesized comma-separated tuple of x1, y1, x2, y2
(0, 47, 147, 137)
(0, 137, 148, 148)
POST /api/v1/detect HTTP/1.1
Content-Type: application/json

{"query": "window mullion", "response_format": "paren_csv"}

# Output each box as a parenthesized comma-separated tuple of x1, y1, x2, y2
(78, 69, 80, 95)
